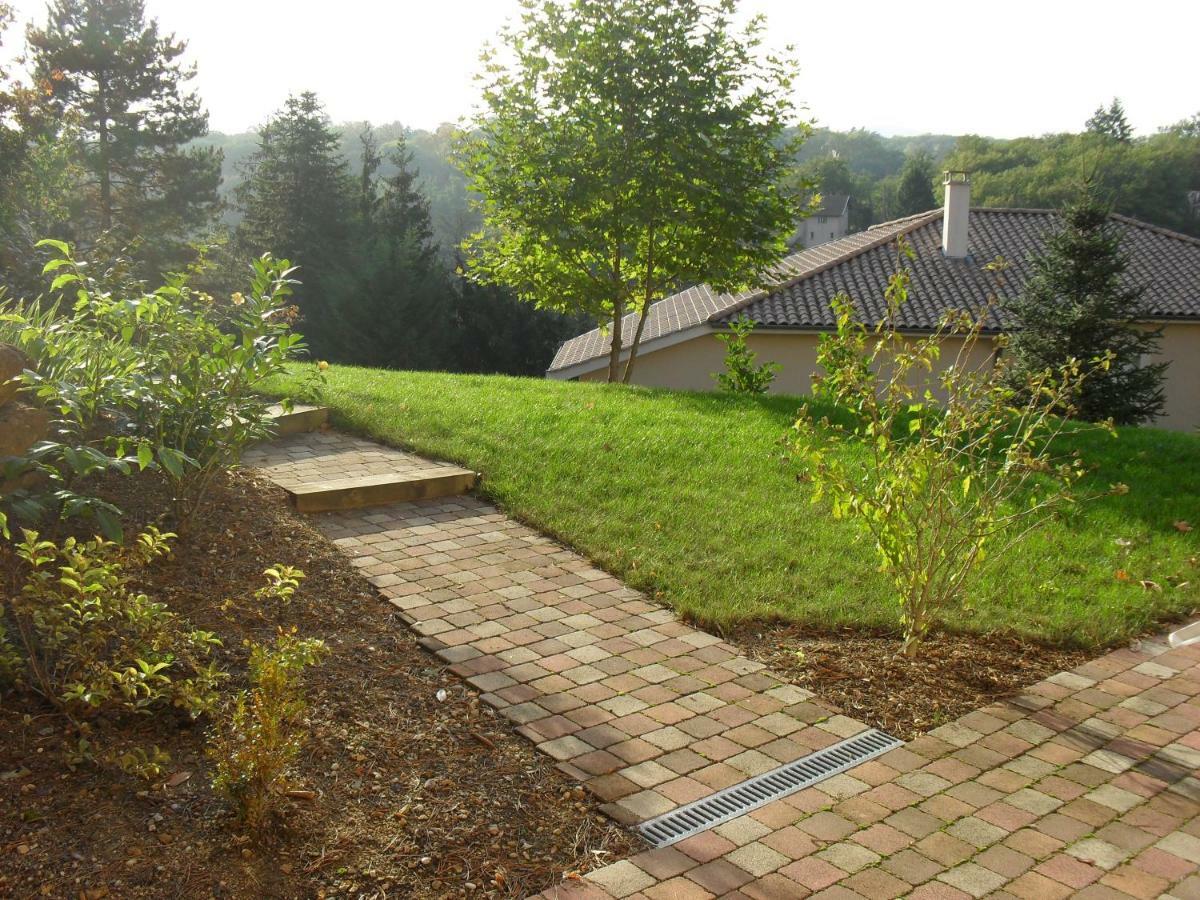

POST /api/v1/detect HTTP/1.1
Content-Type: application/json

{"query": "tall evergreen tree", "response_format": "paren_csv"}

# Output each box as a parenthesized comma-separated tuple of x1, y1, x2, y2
(357, 124, 382, 228)
(26, 0, 220, 260)
(236, 91, 353, 348)
(327, 135, 453, 368)
(895, 150, 936, 216)
(1086, 98, 1133, 142)
(1003, 193, 1167, 425)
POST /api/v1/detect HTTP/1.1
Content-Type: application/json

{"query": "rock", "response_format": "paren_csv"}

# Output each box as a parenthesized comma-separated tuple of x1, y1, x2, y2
(0, 402, 49, 459)
(0, 343, 30, 407)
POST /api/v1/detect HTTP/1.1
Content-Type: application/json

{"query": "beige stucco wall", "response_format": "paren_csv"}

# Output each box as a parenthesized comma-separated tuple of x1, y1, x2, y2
(581, 330, 998, 404)
(579, 324, 1200, 431)
(1156, 323, 1200, 431)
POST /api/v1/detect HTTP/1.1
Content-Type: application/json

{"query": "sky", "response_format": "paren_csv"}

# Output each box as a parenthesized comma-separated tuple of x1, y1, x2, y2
(3, 0, 1197, 139)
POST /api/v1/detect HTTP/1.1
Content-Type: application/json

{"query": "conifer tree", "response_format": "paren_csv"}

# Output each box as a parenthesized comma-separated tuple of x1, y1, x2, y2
(236, 92, 353, 347)
(26, 0, 220, 258)
(330, 136, 452, 368)
(1086, 98, 1133, 142)
(895, 150, 936, 217)
(1003, 193, 1167, 424)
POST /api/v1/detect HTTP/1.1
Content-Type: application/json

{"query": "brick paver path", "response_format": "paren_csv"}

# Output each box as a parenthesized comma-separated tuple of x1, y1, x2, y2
(250, 431, 1200, 899)
(244, 431, 464, 491)
(556, 634, 1200, 899)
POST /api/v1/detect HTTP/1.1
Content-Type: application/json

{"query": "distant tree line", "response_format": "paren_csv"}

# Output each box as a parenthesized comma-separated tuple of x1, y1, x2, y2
(791, 102, 1200, 237)
(0, 0, 581, 375)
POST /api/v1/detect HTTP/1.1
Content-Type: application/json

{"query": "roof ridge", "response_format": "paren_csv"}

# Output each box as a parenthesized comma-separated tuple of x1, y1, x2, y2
(709, 210, 942, 325)
(1108, 211, 1200, 248)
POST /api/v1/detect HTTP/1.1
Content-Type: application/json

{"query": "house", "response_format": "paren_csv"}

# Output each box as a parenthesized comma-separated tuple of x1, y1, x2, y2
(792, 193, 850, 248)
(548, 173, 1200, 431)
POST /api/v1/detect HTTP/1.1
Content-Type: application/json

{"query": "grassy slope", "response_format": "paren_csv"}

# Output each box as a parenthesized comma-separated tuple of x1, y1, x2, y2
(270, 367, 1199, 648)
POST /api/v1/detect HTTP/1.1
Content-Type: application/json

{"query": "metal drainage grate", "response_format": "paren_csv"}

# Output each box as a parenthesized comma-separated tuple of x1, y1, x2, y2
(638, 728, 902, 848)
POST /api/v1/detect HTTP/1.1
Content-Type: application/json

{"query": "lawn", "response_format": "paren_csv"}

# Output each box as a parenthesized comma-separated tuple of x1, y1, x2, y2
(269, 366, 1199, 649)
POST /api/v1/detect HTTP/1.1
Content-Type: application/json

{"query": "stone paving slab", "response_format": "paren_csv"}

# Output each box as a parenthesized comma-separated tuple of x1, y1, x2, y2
(316, 494, 871, 825)
(535, 631, 1200, 899)
(249, 430, 1200, 899)
(243, 431, 463, 492)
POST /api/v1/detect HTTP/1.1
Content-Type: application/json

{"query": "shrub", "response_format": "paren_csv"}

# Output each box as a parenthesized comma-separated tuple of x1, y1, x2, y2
(713, 315, 780, 394)
(3, 527, 225, 766)
(208, 629, 327, 831)
(1, 242, 308, 534)
(792, 251, 1110, 656)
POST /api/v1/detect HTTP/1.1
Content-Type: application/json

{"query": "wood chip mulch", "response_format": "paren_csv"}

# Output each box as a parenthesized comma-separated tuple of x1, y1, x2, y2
(0, 469, 638, 900)
(728, 623, 1090, 740)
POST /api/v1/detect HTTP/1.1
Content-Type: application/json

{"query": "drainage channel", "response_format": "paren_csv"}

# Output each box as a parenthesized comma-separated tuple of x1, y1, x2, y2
(638, 728, 902, 848)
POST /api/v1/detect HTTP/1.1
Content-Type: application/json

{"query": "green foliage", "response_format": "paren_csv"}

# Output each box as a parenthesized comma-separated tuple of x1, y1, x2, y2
(713, 316, 780, 395)
(459, 0, 806, 383)
(236, 92, 352, 349)
(943, 127, 1200, 237)
(791, 248, 1109, 656)
(3, 527, 225, 767)
(1003, 192, 1167, 425)
(1087, 98, 1133, 142)
(0, 243, 307, 534)
(208, 630, 326, 831)
(895, 150, 938, 217)
(268, 365, 1199, 646)
(26, 0, 221, 265)
(254, 565, 305, 606)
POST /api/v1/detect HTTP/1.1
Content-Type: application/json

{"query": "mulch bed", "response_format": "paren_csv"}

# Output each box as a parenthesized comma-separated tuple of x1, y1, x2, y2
(0, 469, 637, 900)
(728, 623, 1090, 740)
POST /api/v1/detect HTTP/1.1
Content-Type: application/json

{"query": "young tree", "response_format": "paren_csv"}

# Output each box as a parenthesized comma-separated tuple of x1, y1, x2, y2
(794, 249, 1106, 657)
(26, 0, 220, 257)
(236, 92, 353, 349)
(1087, 98, 1133, 142)
(459, 0, 806, 383)
(895, 150, 937, 217)
(1004, 193, 1167, 425)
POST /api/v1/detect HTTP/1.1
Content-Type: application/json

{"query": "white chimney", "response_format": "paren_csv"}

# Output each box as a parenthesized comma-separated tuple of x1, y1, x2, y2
(942, 171, 970, 258)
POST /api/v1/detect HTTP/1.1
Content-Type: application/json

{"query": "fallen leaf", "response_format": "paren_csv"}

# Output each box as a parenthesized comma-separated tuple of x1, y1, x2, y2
(164, 770, 191, 788)
(285, 789, 316, 801)
(1174, 520, 1193, 533)
(1140, 580, 1162, 592)
(1114, 569, 1130, 582)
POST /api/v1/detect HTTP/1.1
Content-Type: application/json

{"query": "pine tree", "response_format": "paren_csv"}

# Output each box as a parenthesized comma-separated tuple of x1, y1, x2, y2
(895, 150, 936, 217)
(1086, 98, 1133, 142)
(236, 92, 353, 348)
(26, 0, 220, 259)
(357, 124, 381, 228)
(1003, 193, 1166, 425)
(326, 135, 452, 368)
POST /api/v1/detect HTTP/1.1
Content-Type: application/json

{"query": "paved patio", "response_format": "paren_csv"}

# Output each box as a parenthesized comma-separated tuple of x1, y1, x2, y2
(249, 430, 1200, 899)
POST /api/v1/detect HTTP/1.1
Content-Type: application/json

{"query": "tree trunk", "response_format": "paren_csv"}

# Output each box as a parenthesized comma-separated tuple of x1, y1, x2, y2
(97, 75, 113, 230)
(621, 301, 651, 384)
(607, 298, 624, 383)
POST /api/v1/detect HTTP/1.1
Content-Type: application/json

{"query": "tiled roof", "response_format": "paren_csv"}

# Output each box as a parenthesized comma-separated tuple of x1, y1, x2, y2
(548, 214, 928, 372)
(548, 209, 1200, 374)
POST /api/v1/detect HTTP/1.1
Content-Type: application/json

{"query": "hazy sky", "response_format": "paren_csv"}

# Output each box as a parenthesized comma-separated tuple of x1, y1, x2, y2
(3, 0, 1196, 138)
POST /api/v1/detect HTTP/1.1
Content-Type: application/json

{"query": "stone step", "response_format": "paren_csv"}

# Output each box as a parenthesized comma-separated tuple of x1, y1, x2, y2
(268, 403, 329, 436)
(286, 468, 478, 513)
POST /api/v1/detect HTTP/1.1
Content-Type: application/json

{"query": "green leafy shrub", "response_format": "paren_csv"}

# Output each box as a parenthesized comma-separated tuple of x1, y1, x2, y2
(208, 629, 327, 831)
(792, 252, 1110, 656)
(254, 564, 305, 605)
(3, 527, 225, 766)
(1, 242, 308, 534)
(713, 315, 780, 394)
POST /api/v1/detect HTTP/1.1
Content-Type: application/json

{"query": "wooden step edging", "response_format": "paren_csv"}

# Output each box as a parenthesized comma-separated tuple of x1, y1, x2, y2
(286, 468, 479, 513)
(267, 403, 329, 436)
